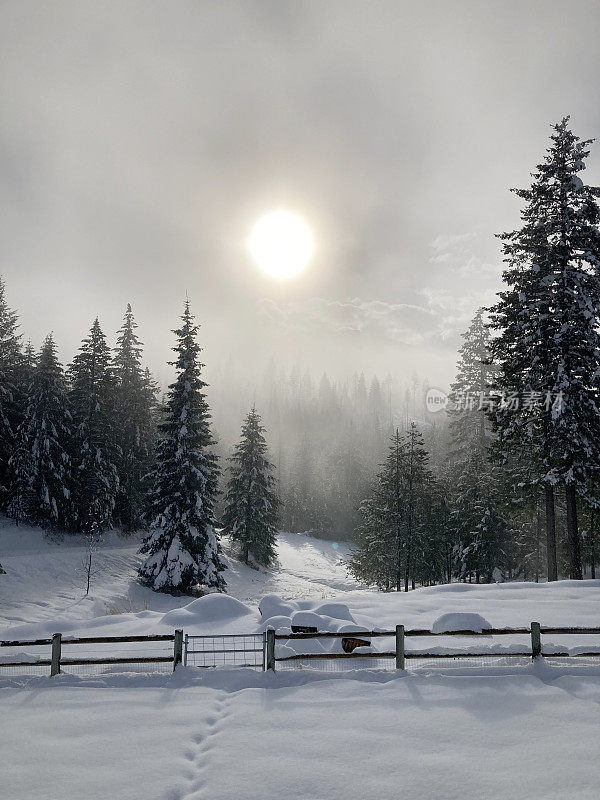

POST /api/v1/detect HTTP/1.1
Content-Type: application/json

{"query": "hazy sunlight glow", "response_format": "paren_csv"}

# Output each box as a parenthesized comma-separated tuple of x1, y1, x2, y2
(249, 211, 314, 278)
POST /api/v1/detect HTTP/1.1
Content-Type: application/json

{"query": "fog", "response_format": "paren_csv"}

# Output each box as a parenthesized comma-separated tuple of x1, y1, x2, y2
(2, 0, 600, 397)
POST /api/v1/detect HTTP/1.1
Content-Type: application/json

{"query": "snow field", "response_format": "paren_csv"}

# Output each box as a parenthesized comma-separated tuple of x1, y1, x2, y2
(2, 667, 600, 800)
(2, 521, 600, 799)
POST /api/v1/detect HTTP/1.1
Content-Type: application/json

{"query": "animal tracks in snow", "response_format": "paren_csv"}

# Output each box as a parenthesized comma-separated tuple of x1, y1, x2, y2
(169, 692, 234, 800)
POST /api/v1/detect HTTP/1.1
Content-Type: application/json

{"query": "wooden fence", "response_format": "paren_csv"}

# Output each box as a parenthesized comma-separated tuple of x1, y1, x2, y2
(266, 624, 600, 670)
(2, 624, 599, 676)
(0, 631, 183, 676)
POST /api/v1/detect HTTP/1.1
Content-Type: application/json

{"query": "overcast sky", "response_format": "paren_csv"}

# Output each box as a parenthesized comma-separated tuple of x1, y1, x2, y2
(2, 0, 600, 388)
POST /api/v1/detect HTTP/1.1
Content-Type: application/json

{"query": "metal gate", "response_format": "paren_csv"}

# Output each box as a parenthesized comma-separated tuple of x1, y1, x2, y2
(184, 633, 266, 670)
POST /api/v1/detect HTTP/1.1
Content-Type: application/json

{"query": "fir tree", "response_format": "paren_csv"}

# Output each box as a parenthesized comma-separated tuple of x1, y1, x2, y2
(451, 455, 507, 582)
(139, 302, 225, 593)
(489, 118, 600, 580)
(447, 309, 507, 581)
(350, 495, 397, 591)
(68, 318, 119, 533)
(113, 304, 157, 531)
(6, 425, 35, 526)
(350, 425, 434, 591)
(448, 309, 493, 464)
(222, 407, 279, 566)
(0, 277, 22, 511)
(20, 335, 73, 529)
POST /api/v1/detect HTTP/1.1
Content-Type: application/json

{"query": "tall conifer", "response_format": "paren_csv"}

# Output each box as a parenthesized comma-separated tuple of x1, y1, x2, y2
(223, 408, 279, 566)
(139, 302, 225, 593)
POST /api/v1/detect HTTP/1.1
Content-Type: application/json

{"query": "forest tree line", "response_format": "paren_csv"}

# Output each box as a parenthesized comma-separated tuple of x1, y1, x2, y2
(349, 118, 600, 589)
(1, 117, 599, 592)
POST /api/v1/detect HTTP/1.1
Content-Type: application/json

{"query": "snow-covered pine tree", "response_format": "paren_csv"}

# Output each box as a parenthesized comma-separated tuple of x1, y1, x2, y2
(451, 454, 507, 582)
(350, 425, 435, 591)
(68, 318, 119, 534)
(113, 304, 158, 531)
(19, 334, 74, 530)
(139, 301, 225, 593)
(6, 424, 35, 526)
(222, 407, 279, 566)
(489, 118, 600, 580)
(350, 495, 397, 591)
(0, 277, 23, 512)
(400, 423, 436, 591)
(448, 309, 493, 465)
(447, 309, 507, 581)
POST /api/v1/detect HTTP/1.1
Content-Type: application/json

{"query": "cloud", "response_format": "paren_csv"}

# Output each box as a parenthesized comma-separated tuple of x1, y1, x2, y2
(417, 287, 496, 340)
(429, 232, 500, 276)
(430, 232, 477, 252)
(260, 296, 446, 347)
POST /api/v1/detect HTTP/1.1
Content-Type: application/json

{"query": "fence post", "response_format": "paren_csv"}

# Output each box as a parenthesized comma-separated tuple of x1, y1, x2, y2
(50, 633, 61, 677)
(173, 629, 183, 671)
(266, 628, 275, 671)
(531, 621, 541, 660)
(183, 633, 188, 667)
(395, 625, 405, 670)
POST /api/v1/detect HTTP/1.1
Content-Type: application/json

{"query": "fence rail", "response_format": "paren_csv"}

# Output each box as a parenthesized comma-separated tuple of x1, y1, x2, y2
(2, 623, 599, 677)
(268, 623, 600, 671)
(0, 631, 182, 676)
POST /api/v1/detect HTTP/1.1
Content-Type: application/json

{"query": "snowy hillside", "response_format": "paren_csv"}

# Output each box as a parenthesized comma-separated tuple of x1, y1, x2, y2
(1, 521, 600, 800)
(0, 518, 362, 634)
(2, 518, 600, 800)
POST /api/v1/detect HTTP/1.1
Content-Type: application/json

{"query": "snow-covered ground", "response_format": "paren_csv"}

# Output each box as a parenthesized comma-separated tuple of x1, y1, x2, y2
(2, 519, 600, 799)
(0, 520, 361, 632)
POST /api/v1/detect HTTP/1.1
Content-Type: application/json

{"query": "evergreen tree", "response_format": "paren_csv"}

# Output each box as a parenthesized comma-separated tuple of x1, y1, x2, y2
(6, 425, 35, 526)
(447, 309, 507, 581)
(113, 304, 157, 531)
(350, 495, 397, 590)
(451, 455, 507, 582)
(139, 302, 225, 593)
(0, 277, 22, 511)
(448, 309, 493, 464)
(19, 335, 73, 529)
(68, 318, 119, 533)
(489, 118, 600, 580)
(222, 407, 279, 566)
(350, 425, 434, 591)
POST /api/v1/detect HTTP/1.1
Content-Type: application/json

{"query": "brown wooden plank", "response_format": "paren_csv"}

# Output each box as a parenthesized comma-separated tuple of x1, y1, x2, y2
(61, 635, 175, 644)
(540, 627, 600, 635)
(274, 627, 532, 640)
(0, 660, 52, 667)
(404, 652, 532, 659)
(186, 648, 264, 655)
(1, 634, 175, 647)
(404, 628, 530, 637)
(275, 651, 397, 661)
(274, 631, 393, 640)
(543, 651, 600, 658)
(59, 656, 174, 666)
(0, 638, 54, 647)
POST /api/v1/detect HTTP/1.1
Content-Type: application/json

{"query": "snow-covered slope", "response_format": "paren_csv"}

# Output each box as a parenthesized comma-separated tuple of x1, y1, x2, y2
(0, 518, 360, 634)
(2, 517, 600, 800)
(2, 517, 599, 653)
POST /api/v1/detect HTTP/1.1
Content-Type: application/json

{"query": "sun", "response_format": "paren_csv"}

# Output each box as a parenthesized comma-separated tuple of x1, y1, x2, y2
(249, 210, 314, 279)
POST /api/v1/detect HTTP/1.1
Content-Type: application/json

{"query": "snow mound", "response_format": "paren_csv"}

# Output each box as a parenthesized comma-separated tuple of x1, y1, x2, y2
(257, 596, 363, 656)
(258, 594, 297, 619)
(312, 603, 355, 622)
(257, 615, 292, 634)
(161, 594, 253, 626)
(431, 612, 492, 633)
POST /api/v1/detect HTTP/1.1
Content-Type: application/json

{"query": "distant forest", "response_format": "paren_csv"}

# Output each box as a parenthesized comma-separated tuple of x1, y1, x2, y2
(2, 119, 600, 594)
(210, 359, 447, 541)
